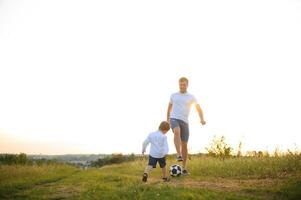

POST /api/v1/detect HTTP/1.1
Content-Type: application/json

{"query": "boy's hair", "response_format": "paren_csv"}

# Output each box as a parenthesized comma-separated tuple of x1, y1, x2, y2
(179, 77, 189, 84)
(159, 121, 170, 132)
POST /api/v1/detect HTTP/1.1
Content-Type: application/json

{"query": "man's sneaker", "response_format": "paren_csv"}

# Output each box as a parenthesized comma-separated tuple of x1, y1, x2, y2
(162, 177, 170, 182)
(177, 155, 183, 162)
(142, 173, 148, 182)
(182, 169, 189, 176)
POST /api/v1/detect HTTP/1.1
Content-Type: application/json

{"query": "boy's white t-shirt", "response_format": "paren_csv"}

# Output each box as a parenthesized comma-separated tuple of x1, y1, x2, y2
(142, 130, 169, 158)
(170, 92, 198, 123)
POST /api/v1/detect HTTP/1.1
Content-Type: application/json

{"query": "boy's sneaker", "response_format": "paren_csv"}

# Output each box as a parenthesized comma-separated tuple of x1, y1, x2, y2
(176, 155, 183, 162)
(142, 173, 148, 182)
(182, 169, 189, 176)
(162, 177, 170, 182)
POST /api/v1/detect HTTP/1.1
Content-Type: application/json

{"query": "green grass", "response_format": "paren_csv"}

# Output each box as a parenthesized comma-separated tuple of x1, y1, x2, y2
(0, 156, 300, 199)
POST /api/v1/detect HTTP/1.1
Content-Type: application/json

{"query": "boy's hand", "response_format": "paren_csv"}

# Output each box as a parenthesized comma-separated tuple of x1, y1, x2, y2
(201, 120, 206, 125)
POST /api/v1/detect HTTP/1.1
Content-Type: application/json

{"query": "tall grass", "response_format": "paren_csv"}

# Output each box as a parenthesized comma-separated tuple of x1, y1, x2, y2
(188, 155, 301, 179)
(0, 155, 300, 199)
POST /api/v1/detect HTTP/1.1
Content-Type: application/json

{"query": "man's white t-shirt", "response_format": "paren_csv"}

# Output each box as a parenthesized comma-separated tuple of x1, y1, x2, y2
(170, 92, 198, 123)
(142, 130, 169, 158)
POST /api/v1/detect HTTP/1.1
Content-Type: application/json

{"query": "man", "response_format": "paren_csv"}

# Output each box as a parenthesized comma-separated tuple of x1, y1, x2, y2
(166, 77, 206, 175)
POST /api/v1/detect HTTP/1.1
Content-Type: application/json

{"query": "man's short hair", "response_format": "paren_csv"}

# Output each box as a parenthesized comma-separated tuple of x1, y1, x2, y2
(159, 121, 170, 132)
(179, 77, 189, 84)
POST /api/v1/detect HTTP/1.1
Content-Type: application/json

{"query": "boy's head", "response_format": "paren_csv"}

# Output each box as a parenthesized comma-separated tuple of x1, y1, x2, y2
(179, 77, 189, 93)
(159, 121, 170, 133)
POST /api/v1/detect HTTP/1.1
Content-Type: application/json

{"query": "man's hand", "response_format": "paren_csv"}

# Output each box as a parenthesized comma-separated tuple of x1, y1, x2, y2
(166, 103, 172, 123)
(195, 104, 206, 126)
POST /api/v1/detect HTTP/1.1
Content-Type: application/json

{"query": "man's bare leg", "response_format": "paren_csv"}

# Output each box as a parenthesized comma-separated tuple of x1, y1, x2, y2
(182, 141, 188, 170)
(172, 127, 181, 157)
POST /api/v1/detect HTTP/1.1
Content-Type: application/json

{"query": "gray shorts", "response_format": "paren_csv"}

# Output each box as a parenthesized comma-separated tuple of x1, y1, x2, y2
(170, 118, 189, 142)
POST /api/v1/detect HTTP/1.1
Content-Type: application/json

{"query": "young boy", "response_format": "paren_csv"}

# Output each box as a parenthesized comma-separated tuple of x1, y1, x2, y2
(142, 121, 170, 182)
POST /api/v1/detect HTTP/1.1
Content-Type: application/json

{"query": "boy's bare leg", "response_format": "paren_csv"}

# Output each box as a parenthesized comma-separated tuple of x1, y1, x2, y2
(142, 165, 153, 182)
(144, 165, 153, 174)
(182, 141, 188, 169)
(161, 166, 167, 178)
(172, 127, 181, 156)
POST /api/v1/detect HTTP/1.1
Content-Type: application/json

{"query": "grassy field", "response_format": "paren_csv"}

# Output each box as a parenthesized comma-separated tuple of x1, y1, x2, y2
(0, 155, 300, 200)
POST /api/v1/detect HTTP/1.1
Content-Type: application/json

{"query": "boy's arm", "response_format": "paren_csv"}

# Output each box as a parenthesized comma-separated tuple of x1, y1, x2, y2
(142, 135, 150, 154)
(195, 104, 206, 125)
(163, 137, 169, 156)
(166, 102, 172, 122)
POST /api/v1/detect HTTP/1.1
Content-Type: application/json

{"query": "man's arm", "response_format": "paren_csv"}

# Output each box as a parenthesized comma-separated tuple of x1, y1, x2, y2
(195, 104, 206, 125)
(166, 102, 172, 122)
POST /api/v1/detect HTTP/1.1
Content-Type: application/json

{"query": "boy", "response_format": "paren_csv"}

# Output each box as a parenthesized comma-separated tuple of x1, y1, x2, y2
(142, 121, 170, 182)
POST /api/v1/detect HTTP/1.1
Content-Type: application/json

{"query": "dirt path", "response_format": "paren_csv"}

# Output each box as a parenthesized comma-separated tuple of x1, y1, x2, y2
(143, 174, 298, 199)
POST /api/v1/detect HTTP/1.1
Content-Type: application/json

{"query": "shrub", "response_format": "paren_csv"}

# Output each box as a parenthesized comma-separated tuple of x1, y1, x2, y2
(205, 136, 233, 159)
(91, 153, 135, 167)
(0, 153, 30, 165)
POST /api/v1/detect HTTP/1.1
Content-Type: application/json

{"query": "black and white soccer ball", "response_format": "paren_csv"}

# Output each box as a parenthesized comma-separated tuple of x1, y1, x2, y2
(169, 164, 182, 177)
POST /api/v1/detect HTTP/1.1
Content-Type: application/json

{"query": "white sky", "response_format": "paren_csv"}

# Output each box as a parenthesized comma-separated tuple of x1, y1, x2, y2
(0, 0, 301, 155)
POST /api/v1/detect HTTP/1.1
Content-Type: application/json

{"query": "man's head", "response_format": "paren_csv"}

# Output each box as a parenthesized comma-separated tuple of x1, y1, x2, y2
(179, 77, 189, 93)
(159, 121, 170, 134)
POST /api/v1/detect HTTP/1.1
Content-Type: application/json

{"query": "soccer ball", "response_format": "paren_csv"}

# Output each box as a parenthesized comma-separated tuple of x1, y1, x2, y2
(169, 164, 182, 177)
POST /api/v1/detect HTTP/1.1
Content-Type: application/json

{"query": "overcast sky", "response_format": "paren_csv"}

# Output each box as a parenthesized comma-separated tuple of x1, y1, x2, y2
(0, 0, 301, 154)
